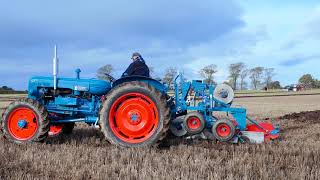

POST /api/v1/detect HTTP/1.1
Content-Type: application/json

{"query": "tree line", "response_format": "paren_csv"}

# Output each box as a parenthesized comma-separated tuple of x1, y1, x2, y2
(0, 86, 27, 94)
(227, 63, 279, 90)
(161, 63, 279, 90)
(1, 66, 318, 94)
(97, 63, 280, 90)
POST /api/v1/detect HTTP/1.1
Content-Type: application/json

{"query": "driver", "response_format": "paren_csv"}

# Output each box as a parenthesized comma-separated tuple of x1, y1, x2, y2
(122, 52, 150, 78)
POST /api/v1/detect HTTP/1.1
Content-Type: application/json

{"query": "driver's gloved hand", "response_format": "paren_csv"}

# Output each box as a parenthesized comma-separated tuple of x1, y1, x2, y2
(121, 73, 128, 78)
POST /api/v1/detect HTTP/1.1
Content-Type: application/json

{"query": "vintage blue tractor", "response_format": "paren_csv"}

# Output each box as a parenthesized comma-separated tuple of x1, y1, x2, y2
(1, 47, 279, 147)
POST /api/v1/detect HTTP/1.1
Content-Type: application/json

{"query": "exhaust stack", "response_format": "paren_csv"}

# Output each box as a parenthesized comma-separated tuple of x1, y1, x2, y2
(53, 45, 59, 91)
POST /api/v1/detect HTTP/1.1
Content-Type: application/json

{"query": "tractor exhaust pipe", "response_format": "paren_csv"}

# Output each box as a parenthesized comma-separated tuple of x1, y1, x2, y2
(53, 45, 59, 92)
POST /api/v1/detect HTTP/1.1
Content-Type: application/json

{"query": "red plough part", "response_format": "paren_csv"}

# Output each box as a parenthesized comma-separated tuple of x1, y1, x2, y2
(242, 117, 280, 143)
(49, 125, 64, 136)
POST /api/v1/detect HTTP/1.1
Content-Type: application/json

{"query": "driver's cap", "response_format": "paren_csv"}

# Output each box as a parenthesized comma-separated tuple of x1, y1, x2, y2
(132, 52, 142, 59)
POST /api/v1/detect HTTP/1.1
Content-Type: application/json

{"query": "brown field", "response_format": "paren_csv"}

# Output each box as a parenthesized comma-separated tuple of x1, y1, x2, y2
(1, 95, 320, 180)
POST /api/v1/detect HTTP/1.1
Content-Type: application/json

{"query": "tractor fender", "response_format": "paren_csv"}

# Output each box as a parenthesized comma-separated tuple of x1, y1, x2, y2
(112, 76, 168, 94)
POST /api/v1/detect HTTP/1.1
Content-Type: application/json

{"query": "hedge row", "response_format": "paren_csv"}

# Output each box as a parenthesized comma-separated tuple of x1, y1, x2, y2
(0, 90, 27, 94)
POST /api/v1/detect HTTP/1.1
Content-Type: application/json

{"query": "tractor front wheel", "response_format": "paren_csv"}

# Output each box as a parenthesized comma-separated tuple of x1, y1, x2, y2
(99, 81, 170, 147)
(1, 98, 49, 143)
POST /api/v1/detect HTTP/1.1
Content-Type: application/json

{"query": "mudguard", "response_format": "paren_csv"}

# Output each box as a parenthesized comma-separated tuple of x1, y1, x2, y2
(112, 76, 168, 94)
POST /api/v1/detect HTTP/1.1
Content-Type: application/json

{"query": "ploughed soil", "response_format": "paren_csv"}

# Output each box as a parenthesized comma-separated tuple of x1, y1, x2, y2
(281, 110, 320, 123)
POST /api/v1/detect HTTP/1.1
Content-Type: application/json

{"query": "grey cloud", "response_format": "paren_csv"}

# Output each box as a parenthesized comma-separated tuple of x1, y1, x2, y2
(0, 0, 244, 50)
(0, 0, 247, 89)
(279, 54, 320, 66)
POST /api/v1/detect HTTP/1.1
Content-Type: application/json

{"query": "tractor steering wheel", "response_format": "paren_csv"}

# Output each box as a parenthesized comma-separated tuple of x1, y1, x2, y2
(104, 73, 116, 82)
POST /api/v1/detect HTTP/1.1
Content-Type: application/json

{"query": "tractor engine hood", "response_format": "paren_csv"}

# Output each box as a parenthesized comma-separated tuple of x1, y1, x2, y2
(29, 76, 111, 96)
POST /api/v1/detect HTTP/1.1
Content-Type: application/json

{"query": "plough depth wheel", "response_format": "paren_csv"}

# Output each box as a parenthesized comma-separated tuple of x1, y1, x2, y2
(183, 112, 205, 135)
(212, 119, 236, 142)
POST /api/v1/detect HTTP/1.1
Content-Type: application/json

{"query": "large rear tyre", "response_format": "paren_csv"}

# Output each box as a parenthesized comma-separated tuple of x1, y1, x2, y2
(1, 98, 49, 143)
(99, 81, 171, 147)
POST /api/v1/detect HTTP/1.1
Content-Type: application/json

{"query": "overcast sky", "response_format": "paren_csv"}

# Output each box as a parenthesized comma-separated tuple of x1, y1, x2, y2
(0, 0, 319, 90)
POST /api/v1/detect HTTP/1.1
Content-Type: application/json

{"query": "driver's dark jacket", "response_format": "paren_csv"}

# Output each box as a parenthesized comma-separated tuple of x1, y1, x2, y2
(122, 60, 150, 78)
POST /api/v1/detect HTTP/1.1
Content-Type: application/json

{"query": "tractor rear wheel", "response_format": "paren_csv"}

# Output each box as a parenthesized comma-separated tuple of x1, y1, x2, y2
(99, 81, 170, 147)
(1, 98, 49, 143)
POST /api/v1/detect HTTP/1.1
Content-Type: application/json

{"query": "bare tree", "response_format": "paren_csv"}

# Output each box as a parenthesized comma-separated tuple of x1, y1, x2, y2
(264, 68, 275, 89)
(199, 64, 218, 85)
(97, 64, 114, 81)
(240, 69, 249, 90)
(250, 67, 264, 90)
(162, 67, 177, 88)
(228, 62, 245, 90)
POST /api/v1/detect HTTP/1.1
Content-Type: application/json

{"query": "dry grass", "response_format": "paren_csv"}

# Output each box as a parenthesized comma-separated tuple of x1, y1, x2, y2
(1, 95, 320, 180)
(0, 94, 26, 111)
(233, 95, 320, 118)
(235, 88, 320, 96)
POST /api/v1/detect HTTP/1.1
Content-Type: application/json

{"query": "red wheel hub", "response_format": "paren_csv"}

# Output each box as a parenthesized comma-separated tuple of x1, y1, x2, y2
(109, 93, 159, 143)
(49, 125, 64, 136)
(187, 117, 201, 130)
(7, 107, 38, 140)
(216, 124, 231, 137)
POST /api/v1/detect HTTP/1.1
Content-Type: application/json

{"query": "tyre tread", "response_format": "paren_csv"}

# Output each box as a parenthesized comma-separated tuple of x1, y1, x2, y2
(99, 81, 171, 147)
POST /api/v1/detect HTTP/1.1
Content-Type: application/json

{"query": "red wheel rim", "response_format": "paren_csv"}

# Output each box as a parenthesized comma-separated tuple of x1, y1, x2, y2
(109, 93, 159, 144)
(187, 117, 201, 130)
(216, 124, 231, 137)
(49, 125, 64, 136)
(7, 107, 38, 140)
